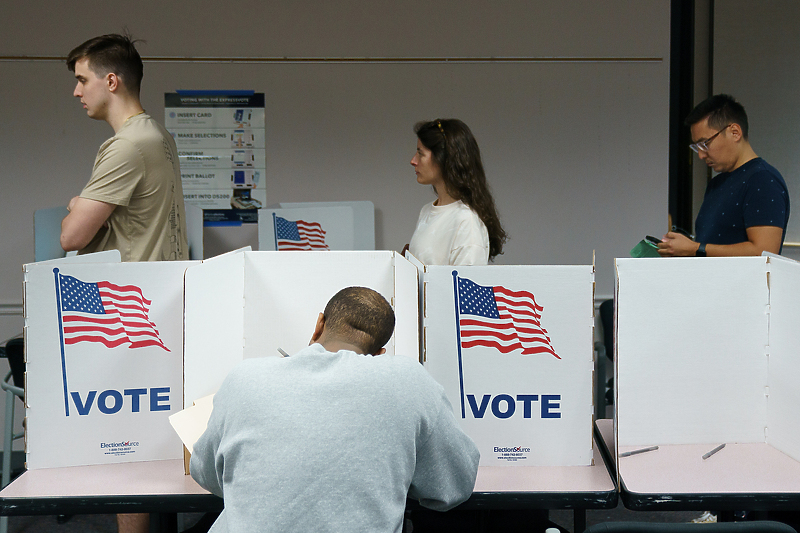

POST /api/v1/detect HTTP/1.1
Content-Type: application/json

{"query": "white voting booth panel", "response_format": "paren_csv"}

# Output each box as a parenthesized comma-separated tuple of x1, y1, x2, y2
(258, 207, 355, 251)
(24, 254, 197, 469)
(268, 201, 376, 250)
(183, 250, 418, 409)
(615, 256, 800, 463)
(420, 263, 595, 467)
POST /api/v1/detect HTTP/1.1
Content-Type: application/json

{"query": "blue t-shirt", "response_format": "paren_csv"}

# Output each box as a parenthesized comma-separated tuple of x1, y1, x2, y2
(695, 158, 790, 252)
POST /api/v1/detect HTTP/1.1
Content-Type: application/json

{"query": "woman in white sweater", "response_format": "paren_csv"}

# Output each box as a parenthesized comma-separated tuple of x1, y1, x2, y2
(406, 119, 507, 265)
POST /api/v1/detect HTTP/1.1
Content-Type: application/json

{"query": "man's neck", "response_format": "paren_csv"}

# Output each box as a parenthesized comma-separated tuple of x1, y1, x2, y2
(319, 339, 369, 355)
(106, 98, 145, 133)
(731, 143, 758, 172)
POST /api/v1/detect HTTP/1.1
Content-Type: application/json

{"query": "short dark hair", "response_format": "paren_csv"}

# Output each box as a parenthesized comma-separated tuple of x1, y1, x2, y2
(415, 119, 508, 260)
(67, 33, 144, 96)
(684, 94, 749, 139)
(323, 287, 395, 355)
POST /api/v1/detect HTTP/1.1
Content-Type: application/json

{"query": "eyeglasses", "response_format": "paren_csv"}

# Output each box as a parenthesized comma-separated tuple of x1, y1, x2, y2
(689, 124, 730, 153)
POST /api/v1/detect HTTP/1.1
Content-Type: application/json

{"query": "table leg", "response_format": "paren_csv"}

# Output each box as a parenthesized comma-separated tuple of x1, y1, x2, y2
(574, 509, 586, 532)
(151, 512, 178, 533)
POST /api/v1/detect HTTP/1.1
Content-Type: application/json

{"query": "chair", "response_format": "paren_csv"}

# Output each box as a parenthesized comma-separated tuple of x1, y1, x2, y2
(584, 521, 797, 533)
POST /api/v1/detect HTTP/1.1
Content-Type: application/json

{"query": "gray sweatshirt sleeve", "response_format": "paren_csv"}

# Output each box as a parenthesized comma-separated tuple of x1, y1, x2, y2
(189, 385, 229, 498)
(407, 380, 480, 511)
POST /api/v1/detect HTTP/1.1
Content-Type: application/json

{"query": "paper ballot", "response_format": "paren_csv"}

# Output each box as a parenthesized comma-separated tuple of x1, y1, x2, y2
(168, 394, 215, 454)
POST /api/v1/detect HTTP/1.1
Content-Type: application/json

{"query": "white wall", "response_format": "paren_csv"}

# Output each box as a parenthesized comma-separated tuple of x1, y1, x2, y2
(0, 0, 672, 450)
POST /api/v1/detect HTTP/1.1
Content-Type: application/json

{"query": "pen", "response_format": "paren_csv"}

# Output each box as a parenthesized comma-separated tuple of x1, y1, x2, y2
(619, 446, 659, 458)
(277, 348, 290, 358)
(702, 443, 725, 460)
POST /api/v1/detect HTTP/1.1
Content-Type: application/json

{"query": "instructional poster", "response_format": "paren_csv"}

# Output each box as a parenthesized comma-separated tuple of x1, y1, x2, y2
(165, 92, 266, 210)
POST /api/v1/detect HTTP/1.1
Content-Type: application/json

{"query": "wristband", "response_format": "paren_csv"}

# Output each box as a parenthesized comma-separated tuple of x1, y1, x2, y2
(696, 243, 707, 257)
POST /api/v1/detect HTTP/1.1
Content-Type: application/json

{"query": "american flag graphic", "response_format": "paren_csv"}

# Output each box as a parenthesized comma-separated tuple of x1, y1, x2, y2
(57, 273, 169, 351)
(456, 275, 559, 359)
(274, 216, 329, 250)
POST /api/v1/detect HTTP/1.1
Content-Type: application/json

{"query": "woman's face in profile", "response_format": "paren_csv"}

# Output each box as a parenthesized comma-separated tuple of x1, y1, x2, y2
(410, 139, 443, 187)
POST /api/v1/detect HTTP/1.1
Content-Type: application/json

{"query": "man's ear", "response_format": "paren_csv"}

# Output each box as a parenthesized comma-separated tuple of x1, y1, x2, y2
(309, 313, 325, 345)
(373, 348, 386, 356)
(728, 122, 744, 142)
(106, 72, 120, 93)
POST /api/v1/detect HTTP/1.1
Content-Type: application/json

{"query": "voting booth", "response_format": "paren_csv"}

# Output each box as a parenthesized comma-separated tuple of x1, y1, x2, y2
(414, 256, 596, 467)
(24, 250, 417, 470)
(259, 201, 375, 251)
(183, 250, 418, 409)
(614, 256, 800, 488)
(23, 253, 198, 469)
(258, 207, 354, 251)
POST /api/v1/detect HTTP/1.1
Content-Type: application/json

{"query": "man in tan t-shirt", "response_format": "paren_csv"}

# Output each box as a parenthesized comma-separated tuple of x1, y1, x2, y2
(60, 32, 188, 533)
(61, 33, 188, 263)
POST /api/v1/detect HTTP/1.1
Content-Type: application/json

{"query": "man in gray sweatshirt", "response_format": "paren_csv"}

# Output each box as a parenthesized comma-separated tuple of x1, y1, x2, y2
(190, 286, 480, 532)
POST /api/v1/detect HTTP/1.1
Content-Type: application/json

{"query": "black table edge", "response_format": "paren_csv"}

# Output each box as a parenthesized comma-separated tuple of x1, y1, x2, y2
(620, 482, 800, 512)
(0, 493, 223, 516)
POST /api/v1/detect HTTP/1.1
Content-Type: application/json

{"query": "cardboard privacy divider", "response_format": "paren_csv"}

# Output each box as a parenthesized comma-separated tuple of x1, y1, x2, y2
(615, 256, 800, 485)
(410, 254, 596, 467)
(183, 250, 418, 409)
(23, 253, 198, 469)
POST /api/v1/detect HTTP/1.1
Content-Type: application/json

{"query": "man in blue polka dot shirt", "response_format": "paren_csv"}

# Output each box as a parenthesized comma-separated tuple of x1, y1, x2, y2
(659, 94, 789, 257)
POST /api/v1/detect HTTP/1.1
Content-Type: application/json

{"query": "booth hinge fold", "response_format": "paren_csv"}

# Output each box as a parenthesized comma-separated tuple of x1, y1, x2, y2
(422, 281, 428, 319)
(22, 281, 28, 319)
(421, 327, 427, 363)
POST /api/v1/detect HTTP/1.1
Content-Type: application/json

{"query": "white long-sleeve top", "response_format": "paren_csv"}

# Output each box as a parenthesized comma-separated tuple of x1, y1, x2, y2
(408, 200, 490, 266)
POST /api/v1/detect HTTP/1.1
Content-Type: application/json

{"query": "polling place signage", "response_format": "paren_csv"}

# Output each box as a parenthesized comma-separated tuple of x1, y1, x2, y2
(165, 91, 266, 210)
(421, 265, 595, 466)
(24, 258, 195, 469)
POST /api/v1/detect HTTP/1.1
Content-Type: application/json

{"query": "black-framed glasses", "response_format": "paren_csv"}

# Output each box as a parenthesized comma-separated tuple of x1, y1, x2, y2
(689, 124, 730, 153)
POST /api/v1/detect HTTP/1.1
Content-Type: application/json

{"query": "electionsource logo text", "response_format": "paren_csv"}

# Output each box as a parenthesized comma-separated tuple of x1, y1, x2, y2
(100, 440, 140, 457)
(100, 441, 139, 449)
(494, 446, 531, 453)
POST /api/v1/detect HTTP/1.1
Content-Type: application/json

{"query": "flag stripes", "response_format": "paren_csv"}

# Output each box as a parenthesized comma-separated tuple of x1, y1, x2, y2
(274, 216, 329, 250)
(58, 274, 169, 351)
(456, 275, 559, 359)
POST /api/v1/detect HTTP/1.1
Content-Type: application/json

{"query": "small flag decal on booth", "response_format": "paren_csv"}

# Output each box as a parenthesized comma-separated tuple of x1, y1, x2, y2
(273, 214, 329, 250)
